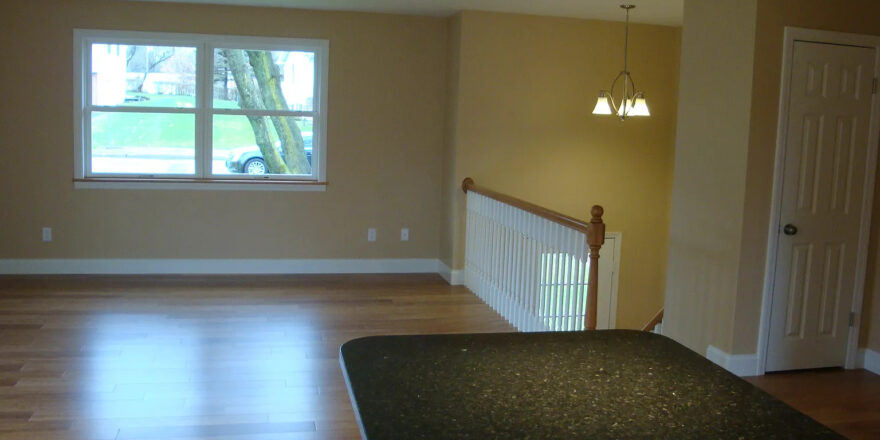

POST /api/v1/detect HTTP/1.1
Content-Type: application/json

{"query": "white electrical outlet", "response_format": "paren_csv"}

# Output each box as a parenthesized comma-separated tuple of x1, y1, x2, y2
(367, 228, 377, 242)
(42, 227, 52, 242)
(400, 228, 409, 241)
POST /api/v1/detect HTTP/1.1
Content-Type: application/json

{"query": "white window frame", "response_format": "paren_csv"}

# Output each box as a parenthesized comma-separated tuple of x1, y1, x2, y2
(73, 29, 329, 191)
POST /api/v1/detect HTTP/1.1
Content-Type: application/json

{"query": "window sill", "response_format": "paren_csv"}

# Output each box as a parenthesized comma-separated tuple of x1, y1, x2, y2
(73, 178, 327, 192)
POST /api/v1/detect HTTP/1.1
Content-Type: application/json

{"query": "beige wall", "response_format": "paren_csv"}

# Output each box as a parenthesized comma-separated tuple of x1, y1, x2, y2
(0, 0, 448, 260)
(439, 14, 463, 270)
(733, 0, 880, 355)
(445, 11, 680, 329)
(662, 0, 758, 354)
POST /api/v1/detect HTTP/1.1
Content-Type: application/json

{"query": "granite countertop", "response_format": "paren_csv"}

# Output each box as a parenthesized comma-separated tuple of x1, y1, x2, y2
(340, 330, 842, 439)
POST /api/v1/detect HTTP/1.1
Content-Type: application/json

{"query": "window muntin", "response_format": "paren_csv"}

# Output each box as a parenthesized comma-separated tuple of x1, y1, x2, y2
(75, 30, 328, 185)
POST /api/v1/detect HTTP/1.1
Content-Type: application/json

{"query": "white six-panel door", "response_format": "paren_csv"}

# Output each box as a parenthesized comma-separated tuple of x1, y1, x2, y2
(766, 41, 876, 372)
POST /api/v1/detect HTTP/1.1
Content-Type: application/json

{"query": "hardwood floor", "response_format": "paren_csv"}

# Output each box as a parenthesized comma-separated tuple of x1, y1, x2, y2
(1, 275, 878, 439)
(0, 274, 514, 439)
(747, 369, 880, 440)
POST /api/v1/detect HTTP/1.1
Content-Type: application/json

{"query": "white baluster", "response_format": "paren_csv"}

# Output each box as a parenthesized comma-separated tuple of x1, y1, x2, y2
(566, 230, 578, 331)
(525, 212, 536, 332)
(544, 220, 553, 331)
(515, 209, 525, 330)
(568, 232, 581, 331)
(503, 204, 512, 325)
(577, 235, 587, 330)
(561, 228, 573, 331)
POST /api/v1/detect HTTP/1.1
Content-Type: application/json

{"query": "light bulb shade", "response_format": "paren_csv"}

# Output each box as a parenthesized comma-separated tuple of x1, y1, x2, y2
(629, 95, 650, 116)
(592, 93, 612, 115)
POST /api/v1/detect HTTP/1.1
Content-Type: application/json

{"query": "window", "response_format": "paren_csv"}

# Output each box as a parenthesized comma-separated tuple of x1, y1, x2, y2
(74, 30, 328, 190)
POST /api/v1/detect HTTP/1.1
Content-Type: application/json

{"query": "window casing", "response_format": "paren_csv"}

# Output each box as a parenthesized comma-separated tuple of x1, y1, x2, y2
(74, 29, 329, 190)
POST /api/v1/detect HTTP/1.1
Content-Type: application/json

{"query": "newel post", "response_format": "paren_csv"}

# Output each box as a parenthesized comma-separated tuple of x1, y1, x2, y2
(585, 205, 605, 330)
(461, 177, 474, 193)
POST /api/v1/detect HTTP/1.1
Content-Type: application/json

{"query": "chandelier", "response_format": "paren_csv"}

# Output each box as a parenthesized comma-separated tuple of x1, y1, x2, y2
(592, 4, 650, 120)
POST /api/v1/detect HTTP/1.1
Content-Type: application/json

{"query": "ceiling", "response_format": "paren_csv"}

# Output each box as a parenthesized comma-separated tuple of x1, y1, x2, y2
(135, 0, 684, 26)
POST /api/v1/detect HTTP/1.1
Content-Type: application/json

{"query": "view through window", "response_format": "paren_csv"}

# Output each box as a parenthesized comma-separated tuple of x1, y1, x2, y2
(76, 30, 328, 186)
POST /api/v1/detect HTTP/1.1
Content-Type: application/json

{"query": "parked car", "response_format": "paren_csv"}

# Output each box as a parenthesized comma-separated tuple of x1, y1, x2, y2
(225, 132, 312, 174)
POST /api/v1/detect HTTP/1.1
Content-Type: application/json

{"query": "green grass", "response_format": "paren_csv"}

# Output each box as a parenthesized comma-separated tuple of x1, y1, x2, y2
(92, 93, 313, 151)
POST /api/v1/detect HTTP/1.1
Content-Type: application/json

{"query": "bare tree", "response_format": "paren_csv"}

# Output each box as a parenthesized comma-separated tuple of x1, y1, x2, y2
(221, 49, 309, 175)
(126, 46, 176, 93)
(221, 49, 290, 174)
(246, 51, 309, 174)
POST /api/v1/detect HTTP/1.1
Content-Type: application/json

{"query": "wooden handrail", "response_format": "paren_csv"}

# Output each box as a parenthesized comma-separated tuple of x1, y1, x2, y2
(641, 309, 664, 332)
(462, 177, 605, 330)
(462, 177, 594, 234)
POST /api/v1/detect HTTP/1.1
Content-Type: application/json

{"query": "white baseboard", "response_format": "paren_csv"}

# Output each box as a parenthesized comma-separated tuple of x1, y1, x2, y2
(0, 258, 441, 275)
(452, 270, 464, 285)
(706, 345, 759, 377)
(856, 348, 880, 375)
(437, 261, 464, 285)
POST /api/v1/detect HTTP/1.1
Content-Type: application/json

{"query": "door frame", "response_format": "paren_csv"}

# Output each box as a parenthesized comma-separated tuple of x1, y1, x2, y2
(757, 27, 880, 375)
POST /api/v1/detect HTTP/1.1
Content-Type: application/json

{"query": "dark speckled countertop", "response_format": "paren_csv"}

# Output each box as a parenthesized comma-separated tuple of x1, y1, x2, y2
(340, 330, 842, 439)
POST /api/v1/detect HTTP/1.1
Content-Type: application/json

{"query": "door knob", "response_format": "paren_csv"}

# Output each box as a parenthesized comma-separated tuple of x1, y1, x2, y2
(783, 224, 798, 236)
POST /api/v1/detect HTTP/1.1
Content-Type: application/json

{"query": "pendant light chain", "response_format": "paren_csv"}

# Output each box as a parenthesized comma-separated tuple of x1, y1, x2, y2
(623, 6, 630, 113)
(624, 6, 629, 74)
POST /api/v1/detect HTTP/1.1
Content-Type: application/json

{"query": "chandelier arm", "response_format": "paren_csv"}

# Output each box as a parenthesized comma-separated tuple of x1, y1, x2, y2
(608, 93, 619, 114)
(608, 71, 637, 108)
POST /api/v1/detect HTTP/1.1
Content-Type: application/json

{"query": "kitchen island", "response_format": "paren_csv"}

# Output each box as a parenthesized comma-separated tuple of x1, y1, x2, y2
(340, 330, 841, 439)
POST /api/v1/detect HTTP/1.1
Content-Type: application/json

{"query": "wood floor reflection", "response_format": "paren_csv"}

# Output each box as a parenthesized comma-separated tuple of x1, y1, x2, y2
(747, 368, 880, 440)
(0, 274, 514, 439)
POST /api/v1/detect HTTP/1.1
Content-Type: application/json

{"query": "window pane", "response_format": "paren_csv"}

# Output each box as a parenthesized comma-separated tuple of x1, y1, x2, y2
(91, 44, 196, 107)
(213, 49, 314, 111)
(214, 115, 313, 176)
(91, 112, 195, 174)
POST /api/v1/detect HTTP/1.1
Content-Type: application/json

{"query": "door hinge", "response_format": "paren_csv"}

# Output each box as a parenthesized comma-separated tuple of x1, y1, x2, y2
(849, 312, 857, 327)
(874, 77, 878, 94)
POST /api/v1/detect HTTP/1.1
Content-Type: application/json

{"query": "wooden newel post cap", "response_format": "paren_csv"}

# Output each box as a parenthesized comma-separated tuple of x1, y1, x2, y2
(590, 205, 604, 221)
(587, 205, 605, 248)
(462, 177, 474, 193)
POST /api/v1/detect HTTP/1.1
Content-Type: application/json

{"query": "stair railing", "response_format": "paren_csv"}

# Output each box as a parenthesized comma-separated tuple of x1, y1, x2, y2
(462, 177, 605, 331)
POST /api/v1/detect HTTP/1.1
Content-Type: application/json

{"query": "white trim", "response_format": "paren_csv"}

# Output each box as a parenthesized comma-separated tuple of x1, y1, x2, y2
(73, 30, 85, 179)
(706, 345, 760, 377)
(603, 232, 622, 329)
(437, 261, 465, 285)
(73, 29, 329, 184)
(198, 37, 211, 179)
(73, 180, 327, 191)
(0, 258, 440, 275)
(856, 348, 880, 374)
(315, 38, 329, 183)
(757, 27, 880, 374)
(450, 270, 464, 285)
